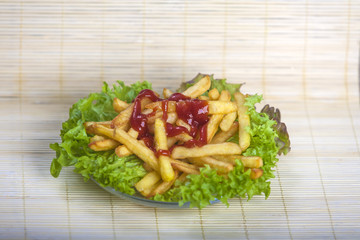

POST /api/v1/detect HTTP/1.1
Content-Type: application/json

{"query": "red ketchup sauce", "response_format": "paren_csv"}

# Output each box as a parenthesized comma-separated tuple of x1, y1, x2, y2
(130, 89, 209, 154)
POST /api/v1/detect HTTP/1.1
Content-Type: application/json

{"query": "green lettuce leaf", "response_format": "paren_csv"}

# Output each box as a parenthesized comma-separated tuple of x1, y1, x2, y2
(50, 81, 151, 190)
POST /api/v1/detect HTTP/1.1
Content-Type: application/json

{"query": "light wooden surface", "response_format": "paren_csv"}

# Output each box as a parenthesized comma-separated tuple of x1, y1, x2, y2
(1, 0, 360, 239)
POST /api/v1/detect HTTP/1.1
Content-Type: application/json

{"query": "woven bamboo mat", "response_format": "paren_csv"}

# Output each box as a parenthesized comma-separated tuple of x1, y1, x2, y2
(1, 0, 360, 239)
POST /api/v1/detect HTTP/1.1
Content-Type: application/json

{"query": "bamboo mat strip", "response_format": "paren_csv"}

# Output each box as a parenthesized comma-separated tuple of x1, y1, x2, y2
(0, 0, 360, 239)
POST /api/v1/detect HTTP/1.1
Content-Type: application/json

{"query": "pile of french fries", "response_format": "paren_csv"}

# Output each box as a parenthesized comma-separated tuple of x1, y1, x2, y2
(84, 76, 264, 198)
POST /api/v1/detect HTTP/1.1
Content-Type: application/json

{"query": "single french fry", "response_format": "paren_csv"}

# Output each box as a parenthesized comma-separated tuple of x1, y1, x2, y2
(189, 157, 233, 174)
(148, 171, 179, 198)
(85, 123, 160, 172)
(90, 135, 105, 142)
(208, 101, 237, 114)
(220, 111, 237, 132)
(113, 98, 129, 113)
(206, 114, 224, 143)
(166, 112, 178, 124)
(212, 155, 263, 168)
(177, 172, 188, 182)
(198, 95, 210, 100)
(163, 88, 174, 98)
(171, 142, 241, 159)
(154, 118, 175, 182)
(115, 145, 132, 157)
(208, 88, 220, 100)
(182, 75, 211, 98)
(167, 137, 178, 148)
(111, 103, 134, 129)
(84, 121, 112, 133)
(170, 160, 200, 175)
(176, 119, 191, 132)
(135, 171, 161, 197)
(174, 133, 193, 142)
(249, 168, 263, 180)
(88, 138, 120, 151)
(128, 128, 139, 138)
(234, 92, 251, 151)
(211, 122, 239, 144)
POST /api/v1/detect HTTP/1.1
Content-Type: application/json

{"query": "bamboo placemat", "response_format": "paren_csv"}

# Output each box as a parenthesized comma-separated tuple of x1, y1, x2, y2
(1, 0, 360, 239)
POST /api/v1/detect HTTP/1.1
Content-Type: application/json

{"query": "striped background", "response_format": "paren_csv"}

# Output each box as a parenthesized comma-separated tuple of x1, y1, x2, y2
(0, 0, 359, 239)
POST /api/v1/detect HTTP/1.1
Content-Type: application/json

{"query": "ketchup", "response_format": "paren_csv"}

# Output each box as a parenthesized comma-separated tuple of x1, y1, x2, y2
(129, 89, 210, 152)
(156, 149, 171, 158)
(130, 89, 161, 138)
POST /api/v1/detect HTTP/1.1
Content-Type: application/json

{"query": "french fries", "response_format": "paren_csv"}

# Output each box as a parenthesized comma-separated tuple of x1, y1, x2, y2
(89, 137, 120, 151)
(212, 155, 263, 168)
(148, 171, 179, 198)
(211, 122, 239, 144)
(182, 75, 211, 98)
(189, 157, 233, 174)
(84, 80, 268, 199)
(207, 90, 232, 142)
(171, 143, 242, 159)
(113, 98, 129, 113)
(154, 118, 175, 182)
(135, 171, 161, 197)
(163, 88, 173, 98)
(234, 92, 251, 151)
(208, 88, 220, 100)
(85, 123, 160, 172)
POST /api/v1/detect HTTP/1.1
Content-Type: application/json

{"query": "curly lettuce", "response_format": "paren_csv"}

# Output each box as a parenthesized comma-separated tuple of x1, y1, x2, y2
(50, 81, 151, 194)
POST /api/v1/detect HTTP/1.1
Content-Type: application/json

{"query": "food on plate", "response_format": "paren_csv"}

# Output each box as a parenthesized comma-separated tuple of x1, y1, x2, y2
(50, 73, 291, 208)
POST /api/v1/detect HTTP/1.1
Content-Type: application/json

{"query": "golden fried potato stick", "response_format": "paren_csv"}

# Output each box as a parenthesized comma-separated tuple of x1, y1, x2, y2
(135, 171, 161, 197)
(163, 88, 173, 98)
(234, 92, 250, 151)
(189, 157, 233, 174)
(84, 121, 112, 133)
(171, 142, 242, 159)
(113, 98, 129, 113)
(249, 168, 263, 180)
(208, 88, 220, 100)
(90, 135, 106, 142)
(177, 172, 189, 183)
(175, 119, 191, 132)
(148, 170, 179, 198)
(207, 90, 232, 143)
(170, 160, 200, 175)
(88, 138, 120, 151)
(198, 96, 209, 100)
(166, 112, 178, 124)
(154, 118, 175, 182)
(85, 123, 160, 172)
(212, 155, 263, 168)
(182, 75, 211, 98)
(211, 122, 239, 144)
(220, 111, 237, 132)
(208, 101, 236, 114)
(111, 103, 134, 129)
